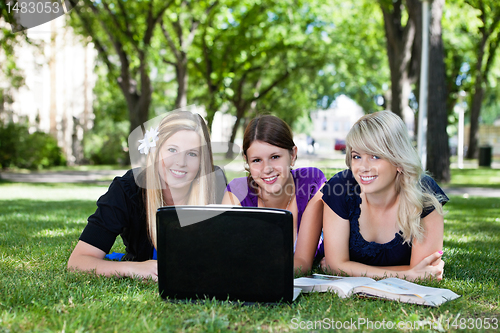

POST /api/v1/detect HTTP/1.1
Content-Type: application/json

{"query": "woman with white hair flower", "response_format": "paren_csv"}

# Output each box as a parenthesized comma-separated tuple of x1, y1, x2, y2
(68, 111, 220, 281)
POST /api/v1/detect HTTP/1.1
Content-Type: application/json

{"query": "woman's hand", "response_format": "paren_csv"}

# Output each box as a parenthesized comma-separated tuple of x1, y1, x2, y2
(127, 260, 158, 281)
(407, 251, 444, 281)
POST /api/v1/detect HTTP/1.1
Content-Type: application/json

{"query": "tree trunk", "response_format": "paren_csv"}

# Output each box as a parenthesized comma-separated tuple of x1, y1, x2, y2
(464, 3, 500, 159)
(426, 0, 450, 183)
(226, 104, 246, 159)
(466, 80, 484, 159)
(175, 55, 188, 109)
(205, 97, 219, 132)
(0, 90, 4, 116)
(466, 34, 487, 160)
(121, 66, 152, 136)
(407, 0, 421, 139)
(380, 0, 415, 119)
(407, 0, 422, 85)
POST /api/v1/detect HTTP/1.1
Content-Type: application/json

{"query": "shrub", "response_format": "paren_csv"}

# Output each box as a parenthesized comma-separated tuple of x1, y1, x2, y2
(83, 120, 128, 165)
(0, 121, 66, 170)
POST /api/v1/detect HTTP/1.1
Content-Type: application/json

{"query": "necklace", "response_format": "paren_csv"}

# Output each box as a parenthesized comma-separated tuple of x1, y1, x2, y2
(260, 184, 295, 210)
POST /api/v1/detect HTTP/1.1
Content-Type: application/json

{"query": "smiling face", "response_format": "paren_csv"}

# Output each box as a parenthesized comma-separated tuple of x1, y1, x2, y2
(158, 130, 201, 190)
(245, 140, 296, 196)
(350, 149, 399, 195)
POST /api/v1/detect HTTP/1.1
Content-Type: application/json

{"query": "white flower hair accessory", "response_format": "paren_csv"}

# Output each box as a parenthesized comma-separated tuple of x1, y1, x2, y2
(138, 127, 159, 154)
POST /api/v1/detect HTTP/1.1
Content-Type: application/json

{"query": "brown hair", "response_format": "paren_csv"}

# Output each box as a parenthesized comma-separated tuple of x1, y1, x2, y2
(242, 115, 296, 189)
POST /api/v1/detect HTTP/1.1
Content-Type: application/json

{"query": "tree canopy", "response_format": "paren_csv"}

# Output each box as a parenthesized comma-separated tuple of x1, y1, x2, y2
(35, 0, 500, 173)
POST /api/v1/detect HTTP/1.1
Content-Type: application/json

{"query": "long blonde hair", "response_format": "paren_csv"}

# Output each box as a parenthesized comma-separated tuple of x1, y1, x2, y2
(144, 111, 215, 247)
(345, 111, 444, 243)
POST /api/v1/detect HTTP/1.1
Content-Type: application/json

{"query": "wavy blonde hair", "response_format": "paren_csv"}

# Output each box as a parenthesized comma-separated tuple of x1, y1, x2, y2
(144, 111, 215, 248)
(345, 111, 444, 243)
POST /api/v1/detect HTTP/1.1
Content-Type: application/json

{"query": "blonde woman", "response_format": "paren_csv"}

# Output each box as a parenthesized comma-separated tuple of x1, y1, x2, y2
(321, 111, 448, 281)
(68, 111, 217, 281)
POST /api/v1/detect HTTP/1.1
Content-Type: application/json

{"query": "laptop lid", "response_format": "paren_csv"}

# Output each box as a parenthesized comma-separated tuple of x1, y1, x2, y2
(156, 205, 294, 303)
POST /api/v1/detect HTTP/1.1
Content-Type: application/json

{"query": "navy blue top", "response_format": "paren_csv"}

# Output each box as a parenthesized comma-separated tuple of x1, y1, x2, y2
(321, 169, 449, 266)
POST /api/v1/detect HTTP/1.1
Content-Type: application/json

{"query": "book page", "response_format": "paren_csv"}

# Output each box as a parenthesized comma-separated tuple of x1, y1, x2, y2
(294, 275, 375, 297)
(326, 277, 378, 297)
(353, 278, 460, 306)
(293, 288, 302, 301)
(362, 278, 447, 296)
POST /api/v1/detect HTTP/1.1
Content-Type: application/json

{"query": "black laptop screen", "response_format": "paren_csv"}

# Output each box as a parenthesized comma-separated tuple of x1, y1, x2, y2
(156, 206, 294, 303)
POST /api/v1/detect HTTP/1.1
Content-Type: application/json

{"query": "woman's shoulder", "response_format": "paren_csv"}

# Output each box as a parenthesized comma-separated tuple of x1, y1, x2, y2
(321, 169, 360, 220)
(420, 174, 441, 189)
(226, 176, 256, 206)
(420, 174, 449, 205)
(226, 176, 248, 190)
(106, 169, 143, 203)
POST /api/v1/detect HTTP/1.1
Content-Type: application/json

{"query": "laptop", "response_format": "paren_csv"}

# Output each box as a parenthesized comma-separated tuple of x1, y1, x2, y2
(156, 205, 297, 303)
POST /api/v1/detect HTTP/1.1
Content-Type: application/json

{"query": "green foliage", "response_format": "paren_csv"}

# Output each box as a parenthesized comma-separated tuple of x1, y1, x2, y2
(443, 1, 481, 118)
(0, 121, 65, 170)
(443, 0, 500, 133)
(0, 19, 29, 111)
(82, 66, 129, 166)
(314, 0, 389, 113)
(481, 77, 500, 124)
(68, 0, 392, 137)
(83, 119, 129, 166)
(68, 0, 175, 133)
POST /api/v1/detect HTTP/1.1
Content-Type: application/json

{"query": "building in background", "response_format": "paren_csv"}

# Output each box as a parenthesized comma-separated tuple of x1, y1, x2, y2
(2, 15, 96, 165)
(310, 95, 364, 154)
(464, 125, 500, 157)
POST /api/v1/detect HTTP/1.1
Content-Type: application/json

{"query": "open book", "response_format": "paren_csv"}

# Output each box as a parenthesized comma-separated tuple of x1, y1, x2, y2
(294, 274, 460, 307)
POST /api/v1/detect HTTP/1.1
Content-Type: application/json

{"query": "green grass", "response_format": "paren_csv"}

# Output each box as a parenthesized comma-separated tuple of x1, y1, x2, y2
(446, 168, 500, 188)
(1, 170, 500, 332)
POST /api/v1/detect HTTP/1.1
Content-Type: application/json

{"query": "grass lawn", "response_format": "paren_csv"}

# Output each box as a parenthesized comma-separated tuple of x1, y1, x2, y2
(1, 168, 499, 332)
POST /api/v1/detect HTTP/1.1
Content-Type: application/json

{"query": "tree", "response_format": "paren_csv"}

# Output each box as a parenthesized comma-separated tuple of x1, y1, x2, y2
(442, 2, 476, 117)
(69, 0, 173, 134)
(379, 0, 417, 118)
(159, 0, 219, 109)
(426, 0, 450, 182)
(377, 0, 452, 181)
(312, 0, 389, 114)
(463, 0, 500, 159)
(192, 0, 342, 157)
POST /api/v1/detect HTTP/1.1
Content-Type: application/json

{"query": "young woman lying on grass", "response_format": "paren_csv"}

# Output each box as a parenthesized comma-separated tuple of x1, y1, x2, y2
(222, 115, 326, 272)
(320, 111, 448, 281)
(68, 111, 217, 281)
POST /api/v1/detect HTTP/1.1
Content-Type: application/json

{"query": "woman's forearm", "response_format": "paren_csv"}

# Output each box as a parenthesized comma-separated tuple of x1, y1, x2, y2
(323, 260, 418, 280)
(67, 241, 158, 280)
(324, 251, 444, 281)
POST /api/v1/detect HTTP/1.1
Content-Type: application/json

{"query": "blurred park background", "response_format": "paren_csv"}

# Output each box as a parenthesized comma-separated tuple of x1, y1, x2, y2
(2, 2, 500, 331)
(1, 0, 500, 182)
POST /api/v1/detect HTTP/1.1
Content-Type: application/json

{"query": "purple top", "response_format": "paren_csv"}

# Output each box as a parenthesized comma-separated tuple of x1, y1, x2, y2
(225, 167, 326, 259)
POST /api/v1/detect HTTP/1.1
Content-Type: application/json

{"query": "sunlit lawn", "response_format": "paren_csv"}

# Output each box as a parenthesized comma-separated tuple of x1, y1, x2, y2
(0, 166, 499, 332)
